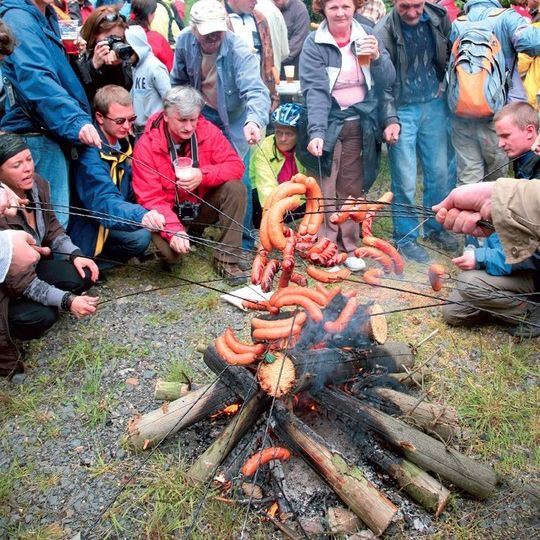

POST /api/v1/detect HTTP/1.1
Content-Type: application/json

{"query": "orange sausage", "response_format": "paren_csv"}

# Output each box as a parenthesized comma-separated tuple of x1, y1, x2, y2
(251, 246, 268, 285)
(281, 234, 296, 273)
(325, 252, 348, 267)
(306, 265, 351, 284)
(354, 246, 394, 274)
(223, 327, 266, 355)
(362, 236, 404, 275)
(295, 232, 317, 255)
(289, 272, 307, 287)
(261, 259, 280, 293)
(293, 175, 324, 235)
(270, 286, 328, 307)
(308, 238, 331, 261)
(241, 447, 291, 477)
(323, 296, 358, 333)
(215, 335, 257, 366)
(271, 294, 324, 322)
(428, 263, 446, 292)
(252, 324, 303, 341)
(329, 195, 357, 224)
(267, 195, 303, 250)
(251, 311, 307, 329)
(242, 299, 278, 314)
(363, 268, 384, 286)
(318, 242, 338, 265)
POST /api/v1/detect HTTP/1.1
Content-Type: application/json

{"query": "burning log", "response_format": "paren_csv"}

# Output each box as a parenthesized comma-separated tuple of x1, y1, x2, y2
(154, 380, 201, 401)
(272, 402, 398, 536)
(188, 390, 270, 483)
(316, 387, 498, 499)
(362, 444, 450, 516)
(388, 371, 424, 388)
(127, 382, 237, 450)
(364, 387, 460, 442)
(257, 352, 296, 397)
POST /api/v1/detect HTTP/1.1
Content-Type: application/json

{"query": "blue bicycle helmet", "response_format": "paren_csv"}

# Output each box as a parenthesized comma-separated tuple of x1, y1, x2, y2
(271, 103, 304, 128)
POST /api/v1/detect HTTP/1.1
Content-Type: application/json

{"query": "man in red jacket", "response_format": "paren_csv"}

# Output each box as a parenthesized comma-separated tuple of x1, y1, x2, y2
(132, 85, 247, 283)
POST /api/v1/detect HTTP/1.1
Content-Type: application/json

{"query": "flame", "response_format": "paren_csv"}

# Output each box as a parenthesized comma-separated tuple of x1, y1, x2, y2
(210, 403, 241, 419)
(266, 502, 279, 518)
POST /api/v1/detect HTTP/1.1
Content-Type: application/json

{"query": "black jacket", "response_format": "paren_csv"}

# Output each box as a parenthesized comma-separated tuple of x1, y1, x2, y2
(374, 3, 451, 114)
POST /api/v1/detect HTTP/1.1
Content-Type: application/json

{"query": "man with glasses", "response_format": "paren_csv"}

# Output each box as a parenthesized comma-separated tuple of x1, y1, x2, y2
(68, 85, 165, 268)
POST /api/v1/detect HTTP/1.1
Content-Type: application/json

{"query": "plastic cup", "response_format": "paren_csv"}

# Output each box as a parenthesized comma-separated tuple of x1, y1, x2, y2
(284, 65, 295, 83)
(354, 39, 371, 67)
(174, 157, 193, 181)
(59, 20, 79, 56)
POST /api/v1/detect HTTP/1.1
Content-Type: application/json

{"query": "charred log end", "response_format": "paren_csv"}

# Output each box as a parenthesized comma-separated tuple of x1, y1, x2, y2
(257, 353, 296, 398)
(365, 303, 387, 344)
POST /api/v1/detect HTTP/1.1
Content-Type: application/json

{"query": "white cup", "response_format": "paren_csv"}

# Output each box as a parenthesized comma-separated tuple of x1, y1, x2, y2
(174, 157, 193, 182)
(284, 65, 295, 83)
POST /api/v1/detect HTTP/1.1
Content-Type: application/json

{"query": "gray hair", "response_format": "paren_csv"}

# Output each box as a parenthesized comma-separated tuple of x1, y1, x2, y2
(163, 86, 206, 117)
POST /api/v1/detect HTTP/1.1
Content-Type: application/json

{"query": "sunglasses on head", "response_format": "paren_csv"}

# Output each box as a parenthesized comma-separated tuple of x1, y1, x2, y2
(101, 12, 125, 24)
(105, 115, 137, 125)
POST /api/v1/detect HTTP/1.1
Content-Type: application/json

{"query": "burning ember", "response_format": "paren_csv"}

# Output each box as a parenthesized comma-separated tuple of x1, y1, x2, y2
(210, 403, 241, 419)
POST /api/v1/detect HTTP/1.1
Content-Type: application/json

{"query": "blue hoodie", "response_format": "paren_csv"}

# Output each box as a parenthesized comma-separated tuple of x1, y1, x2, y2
(0, 0, 92, 143)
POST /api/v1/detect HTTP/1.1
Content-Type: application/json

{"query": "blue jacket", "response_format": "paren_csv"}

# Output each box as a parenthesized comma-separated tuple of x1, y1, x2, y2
(0, 0, 92, 143)
(170, 29, 270, 158)
(458, 0, 540, 102)
(68, 133, 148, 257)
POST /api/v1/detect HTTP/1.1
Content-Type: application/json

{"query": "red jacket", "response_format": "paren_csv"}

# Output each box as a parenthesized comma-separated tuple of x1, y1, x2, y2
(132, 112, 244, 239)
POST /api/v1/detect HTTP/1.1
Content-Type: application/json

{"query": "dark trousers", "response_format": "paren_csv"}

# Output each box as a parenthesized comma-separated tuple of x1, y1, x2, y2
(8, 259, 94, 341)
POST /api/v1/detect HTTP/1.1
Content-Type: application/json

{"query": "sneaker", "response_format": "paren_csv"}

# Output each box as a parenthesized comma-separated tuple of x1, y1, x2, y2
(344, 256, 366, 272)
(213, 260, 247, 286)
(397, 241, 430, 264)
(426, 230, 460, 254)
(508, 306, 540, 339)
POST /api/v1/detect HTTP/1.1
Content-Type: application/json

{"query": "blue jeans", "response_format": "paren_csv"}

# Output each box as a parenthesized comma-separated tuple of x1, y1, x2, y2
(388, 98, 448, 246)
(24, 135, 70, 229)
(98, 228, 151, 270)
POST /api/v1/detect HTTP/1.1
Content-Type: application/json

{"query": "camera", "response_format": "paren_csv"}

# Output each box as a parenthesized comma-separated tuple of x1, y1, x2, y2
(106, 36, 134, 61)
(174, 201, 200, 224)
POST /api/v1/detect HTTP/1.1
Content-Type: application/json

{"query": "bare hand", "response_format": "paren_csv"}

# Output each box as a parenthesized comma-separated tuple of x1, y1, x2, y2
(383, 123, 400, 145)
(72, 256, 99, 282)
(70, 295, 99, 319)
(176, 168, 203, 193)
(78, 124, 102, 148)
(7, 231, 41, 276)
(243, 122, 262, 145)
(142, 210, 166, 231)
(358, 35, 380, 61)
(92, 40, 118, 69)
(0, 185, 27, 216)
(307, 137, 324, 157)
(532, 133, 540, 155)
(170, 233, 190, 254)
(433, 183, 495, 237)
(452, 251, 476, 270)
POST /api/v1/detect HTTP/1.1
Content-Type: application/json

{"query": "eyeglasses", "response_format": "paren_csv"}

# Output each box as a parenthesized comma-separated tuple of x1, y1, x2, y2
(105, 115, 137, 125)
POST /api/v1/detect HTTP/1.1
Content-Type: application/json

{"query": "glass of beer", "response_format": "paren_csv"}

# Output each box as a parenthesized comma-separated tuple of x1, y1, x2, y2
(174, 157, 193, 182)
(355, 38, 371, 67)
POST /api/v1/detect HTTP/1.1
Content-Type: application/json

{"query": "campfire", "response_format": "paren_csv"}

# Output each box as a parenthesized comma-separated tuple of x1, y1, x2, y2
(126, 176, 498, 536)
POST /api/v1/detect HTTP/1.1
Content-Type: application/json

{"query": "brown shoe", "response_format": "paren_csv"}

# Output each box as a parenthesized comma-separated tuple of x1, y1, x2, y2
(213, 260, 247, 286)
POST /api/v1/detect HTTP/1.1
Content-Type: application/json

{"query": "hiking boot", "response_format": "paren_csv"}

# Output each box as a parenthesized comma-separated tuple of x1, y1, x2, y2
(426, 230, 460, 254)
(397, 241, 430, 264)
(213, 260, 247, 286)
(508, 306, 540, 339)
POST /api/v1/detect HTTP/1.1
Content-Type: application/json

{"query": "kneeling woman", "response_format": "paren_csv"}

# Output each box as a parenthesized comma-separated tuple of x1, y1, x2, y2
(0, 134, 99, 377)
(250, 103, 307, 227)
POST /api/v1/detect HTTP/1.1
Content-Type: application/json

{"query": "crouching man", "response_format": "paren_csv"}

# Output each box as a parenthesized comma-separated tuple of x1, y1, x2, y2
(132, 86, 247, 283)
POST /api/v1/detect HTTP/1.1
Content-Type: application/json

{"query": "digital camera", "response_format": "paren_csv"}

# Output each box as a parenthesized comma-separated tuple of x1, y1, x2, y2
(106, 36, 134, 61)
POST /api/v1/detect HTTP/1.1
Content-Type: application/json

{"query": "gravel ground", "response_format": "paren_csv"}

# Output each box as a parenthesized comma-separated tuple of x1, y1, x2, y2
(0, 254, 538, 539)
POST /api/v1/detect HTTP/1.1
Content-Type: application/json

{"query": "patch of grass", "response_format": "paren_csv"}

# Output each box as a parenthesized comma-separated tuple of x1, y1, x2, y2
(194, 291, 220, 311)
(8, 522, 64, 540)
(104, 453, 273, 539)
(161, 357, 197, 384)
(436, 337, 539, 474)
(75, 356, 119, 427)
(0, 460, 30, 504)
(147, 308, 182, 327)
(59, 335, 131, 372)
